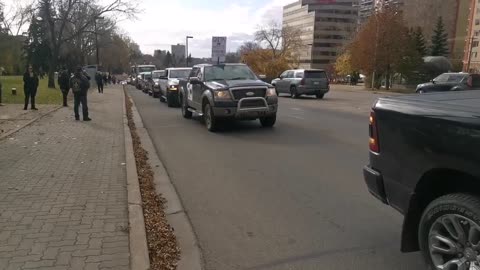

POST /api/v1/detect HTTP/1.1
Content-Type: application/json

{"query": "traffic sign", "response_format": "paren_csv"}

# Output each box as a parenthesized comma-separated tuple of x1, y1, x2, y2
(212, 36, 227, 63)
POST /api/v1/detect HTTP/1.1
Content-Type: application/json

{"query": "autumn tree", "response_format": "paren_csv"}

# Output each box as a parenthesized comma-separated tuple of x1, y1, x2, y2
(335, 51, 355, 76)
(430, 16, 449, 57)
(349, 7, 408, 89)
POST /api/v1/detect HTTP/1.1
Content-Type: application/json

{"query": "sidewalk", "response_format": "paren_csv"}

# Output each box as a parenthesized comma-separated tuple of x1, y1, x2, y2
(0, 105, 60, 138)
(0, 86, 130, 270)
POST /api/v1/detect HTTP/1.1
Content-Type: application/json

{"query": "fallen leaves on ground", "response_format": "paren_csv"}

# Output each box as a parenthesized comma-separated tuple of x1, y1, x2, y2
(126, 95, 181, 270)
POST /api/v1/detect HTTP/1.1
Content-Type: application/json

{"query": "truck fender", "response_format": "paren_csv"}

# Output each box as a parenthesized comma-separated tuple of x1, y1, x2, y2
(201, 90, 214, 109)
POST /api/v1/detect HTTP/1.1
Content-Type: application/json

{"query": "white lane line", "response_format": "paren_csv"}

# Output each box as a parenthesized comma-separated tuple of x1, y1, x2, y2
(288, 115, 305, 120)
(291, 107, 304, 111)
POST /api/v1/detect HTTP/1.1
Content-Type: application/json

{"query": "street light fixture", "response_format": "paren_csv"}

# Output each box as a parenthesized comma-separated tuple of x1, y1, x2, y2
(186, 36, 193, 67)
(94, 16, 105, 66)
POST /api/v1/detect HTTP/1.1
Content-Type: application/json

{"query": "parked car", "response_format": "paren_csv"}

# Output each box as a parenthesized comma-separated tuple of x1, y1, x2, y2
(274, 69, 329, 99)
(416, 72, 480, 93)
(158, 67, 192, 107)
(363, 91, 480, 270)
(178, 63, 278, 132)
(148, 70, 165, 98)
(138, 72, 152, 92)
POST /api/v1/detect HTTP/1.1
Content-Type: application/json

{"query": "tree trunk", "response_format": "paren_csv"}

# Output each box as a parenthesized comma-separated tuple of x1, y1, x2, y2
(48, 55, 58, 88)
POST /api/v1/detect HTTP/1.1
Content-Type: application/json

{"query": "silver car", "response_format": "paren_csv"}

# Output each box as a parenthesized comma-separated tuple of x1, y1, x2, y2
(150, 70, 165, 98)
(158, 67, 192, 107)
(274, 69, 329, 99)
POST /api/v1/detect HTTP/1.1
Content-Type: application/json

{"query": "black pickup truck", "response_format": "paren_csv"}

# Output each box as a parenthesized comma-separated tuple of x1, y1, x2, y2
(178, 63, 278, 132)
(364, 91, 480, 269)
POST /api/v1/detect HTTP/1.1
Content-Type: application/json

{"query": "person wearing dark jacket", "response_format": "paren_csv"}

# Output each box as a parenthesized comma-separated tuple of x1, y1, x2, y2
(95, 72, 104, 93)
(58, 67, 71, 106)
(70, 67, 92, 121)
(23, 65, 39, 110)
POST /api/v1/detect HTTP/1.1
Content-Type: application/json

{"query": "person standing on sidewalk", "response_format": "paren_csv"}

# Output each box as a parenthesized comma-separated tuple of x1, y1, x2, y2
(23, 65, 39, 110)
(58, 67, 71, 106)
(95, 72, 104, 93)
(70, 67, 92, 121)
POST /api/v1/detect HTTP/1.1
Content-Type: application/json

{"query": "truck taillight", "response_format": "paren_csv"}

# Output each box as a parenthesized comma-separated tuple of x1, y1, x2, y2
(369, 111, 380, 153)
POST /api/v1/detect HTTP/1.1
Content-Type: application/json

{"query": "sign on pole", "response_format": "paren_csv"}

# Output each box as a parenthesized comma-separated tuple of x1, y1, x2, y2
(212, 36, 227, 64)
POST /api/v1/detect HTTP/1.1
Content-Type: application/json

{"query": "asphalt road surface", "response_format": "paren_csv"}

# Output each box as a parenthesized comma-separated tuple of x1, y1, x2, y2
(127, 86, 425, 270)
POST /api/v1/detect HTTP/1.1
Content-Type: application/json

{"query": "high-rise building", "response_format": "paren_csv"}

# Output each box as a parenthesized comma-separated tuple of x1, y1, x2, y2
(171, 44, 186, 60)
(358, 0, 375, 25)
(283, 0, 358, 69)
(464, 0, 480, 72)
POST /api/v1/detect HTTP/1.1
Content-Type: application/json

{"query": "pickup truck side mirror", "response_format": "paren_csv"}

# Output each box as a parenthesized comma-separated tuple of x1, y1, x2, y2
(189, 77, 201, 84)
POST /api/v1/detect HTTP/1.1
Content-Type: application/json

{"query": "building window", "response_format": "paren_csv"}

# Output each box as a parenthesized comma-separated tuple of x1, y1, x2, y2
(476, 19, 480, 26)
(473, 41, 479, 48)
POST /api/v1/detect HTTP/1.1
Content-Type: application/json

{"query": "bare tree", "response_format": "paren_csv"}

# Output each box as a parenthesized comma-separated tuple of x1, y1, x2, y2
(238, 41, 261, 56)
(1, 1, 34, 36)
(254, 20, 304, 58)
(38, 0, 138, 87)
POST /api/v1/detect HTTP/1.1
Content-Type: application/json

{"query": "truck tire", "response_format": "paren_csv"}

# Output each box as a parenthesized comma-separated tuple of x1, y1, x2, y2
(316, 93, 324, 99)
(290, 86, 299, 99)
(419, 193, 480, 270)
(260, 115, 276, 127)
(203, 103, 219, 132)
(166, 93, 175, 107)
(181, 94, 192, 119)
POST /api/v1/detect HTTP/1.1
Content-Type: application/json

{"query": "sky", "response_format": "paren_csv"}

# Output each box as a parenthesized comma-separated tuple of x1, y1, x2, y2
(3, 0, 294, 57)
(117, 0, 294, 57)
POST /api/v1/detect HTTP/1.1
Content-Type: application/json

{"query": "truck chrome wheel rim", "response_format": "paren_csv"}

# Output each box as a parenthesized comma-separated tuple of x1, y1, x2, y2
(429, 214, 480, 269)
(205, 106, 212, 128)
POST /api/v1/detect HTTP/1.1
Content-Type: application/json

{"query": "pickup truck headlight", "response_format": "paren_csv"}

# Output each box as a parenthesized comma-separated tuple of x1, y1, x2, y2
(214, 90, 232, 100)
(168, 85, 178, 91)
(266, 87, 277, 97)
(155, 82, 159, 86)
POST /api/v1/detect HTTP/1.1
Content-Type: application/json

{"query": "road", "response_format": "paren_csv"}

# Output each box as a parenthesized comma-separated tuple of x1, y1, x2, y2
(127, 86, 425, 270)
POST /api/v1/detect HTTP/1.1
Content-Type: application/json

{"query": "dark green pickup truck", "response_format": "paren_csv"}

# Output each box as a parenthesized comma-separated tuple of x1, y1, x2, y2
(178, 63, 278, 132)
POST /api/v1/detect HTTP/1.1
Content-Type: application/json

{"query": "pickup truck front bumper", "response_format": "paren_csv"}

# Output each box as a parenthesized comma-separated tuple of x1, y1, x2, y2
(363, 166, 388, 204)
(213, 97, 277, 118)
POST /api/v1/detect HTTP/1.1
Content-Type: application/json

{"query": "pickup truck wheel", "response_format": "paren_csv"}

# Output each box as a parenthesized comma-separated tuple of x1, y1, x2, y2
(260, 115, 276, 127)
(166, 94, 175, 107)
(290, 86, 299, 99)
(181, 94, 192, 119)
(316, 93, 324, 99)
(204, 103, 219, 132)
(153, 92, 159, 98)
(419, 193, 480, 270)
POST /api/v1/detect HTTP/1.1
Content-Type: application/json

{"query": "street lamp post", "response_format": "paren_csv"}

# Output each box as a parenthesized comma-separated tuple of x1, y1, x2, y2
(307, 43, 313, 69)
(94, 17, 104, 66)
(372, 13, 379, 90)
(186, 36, 193, 67)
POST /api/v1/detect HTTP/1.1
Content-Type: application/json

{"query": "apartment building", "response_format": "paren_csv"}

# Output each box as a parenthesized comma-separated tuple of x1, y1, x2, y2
(464, 0, 480, 72)
(283, 0, 358, 69)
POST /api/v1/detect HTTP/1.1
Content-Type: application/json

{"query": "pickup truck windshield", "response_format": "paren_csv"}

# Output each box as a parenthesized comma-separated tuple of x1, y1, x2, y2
(138, 66, 156, 73)
(204, 65, 257, 81)
(169, 69, 191, 79)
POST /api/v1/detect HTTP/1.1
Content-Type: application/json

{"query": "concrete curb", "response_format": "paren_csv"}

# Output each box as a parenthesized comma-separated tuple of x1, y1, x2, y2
(122, 90, 151, 270)
(331, 86, 405, 95)
(0, 105, 62, 141)
(125, 89, 204, 270)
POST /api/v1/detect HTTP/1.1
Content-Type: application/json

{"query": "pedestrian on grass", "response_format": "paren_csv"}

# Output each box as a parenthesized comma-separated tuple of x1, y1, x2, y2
(95, 72, 104, 93)
(70, 67, 92, 121)
(58, 67, 71, 107)
(23, 64, 39, 110)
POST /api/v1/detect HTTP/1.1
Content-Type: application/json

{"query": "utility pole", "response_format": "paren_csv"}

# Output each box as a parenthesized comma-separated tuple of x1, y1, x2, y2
(186, 36, 193, 67)
(94, 17, 104, 66)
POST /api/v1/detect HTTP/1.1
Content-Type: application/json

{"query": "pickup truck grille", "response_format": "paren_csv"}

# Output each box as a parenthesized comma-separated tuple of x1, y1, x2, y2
(231, 88, 266, 100)
(240, 99, 267, 108)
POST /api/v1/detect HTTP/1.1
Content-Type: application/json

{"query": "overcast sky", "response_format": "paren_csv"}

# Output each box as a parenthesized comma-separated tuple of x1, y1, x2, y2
(118, 0, 293, 57)
(3, 0, 293, 57)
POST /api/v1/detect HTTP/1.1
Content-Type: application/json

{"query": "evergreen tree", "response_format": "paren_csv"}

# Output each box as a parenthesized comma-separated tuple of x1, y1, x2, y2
(430, 16, 449, 56)
(413, 27, 427, 56)
(24, 16, 51, 73)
